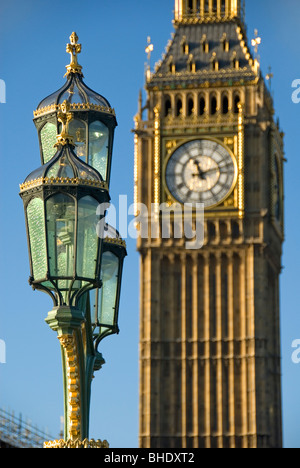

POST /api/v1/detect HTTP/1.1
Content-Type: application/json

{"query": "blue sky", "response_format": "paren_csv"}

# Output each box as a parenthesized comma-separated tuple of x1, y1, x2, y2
(1, 0, 300, 448)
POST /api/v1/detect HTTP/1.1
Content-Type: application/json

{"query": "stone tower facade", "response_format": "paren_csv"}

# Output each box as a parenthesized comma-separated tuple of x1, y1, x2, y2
(134, 0, 284, 449)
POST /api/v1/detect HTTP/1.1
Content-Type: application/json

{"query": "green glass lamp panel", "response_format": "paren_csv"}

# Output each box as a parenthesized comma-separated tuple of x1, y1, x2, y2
(76, 196, 100, 279)
(88, 121, 109, 180)
(46, 194, 75, 279)
(40, 123, 57, 163)
(27, 198, 47, 280)
(69, 119, 87, 160)
(98, 251, 119, 326)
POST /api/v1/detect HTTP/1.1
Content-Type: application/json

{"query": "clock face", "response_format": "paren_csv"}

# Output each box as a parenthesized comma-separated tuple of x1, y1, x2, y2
(165, 139, 237, 208)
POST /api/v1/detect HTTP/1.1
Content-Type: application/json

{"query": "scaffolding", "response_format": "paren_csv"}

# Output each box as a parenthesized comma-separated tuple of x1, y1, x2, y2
(0, 408, 55, 448)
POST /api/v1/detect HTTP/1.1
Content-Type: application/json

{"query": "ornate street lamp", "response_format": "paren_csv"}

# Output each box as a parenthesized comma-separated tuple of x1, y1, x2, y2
(20, 109, 109, 307)
(19, 34, 127, 449)
(33, 32, 117, 188)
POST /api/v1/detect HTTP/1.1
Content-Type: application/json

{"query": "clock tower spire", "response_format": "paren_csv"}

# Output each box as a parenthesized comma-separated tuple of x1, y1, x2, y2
(135, 0, 284, 449)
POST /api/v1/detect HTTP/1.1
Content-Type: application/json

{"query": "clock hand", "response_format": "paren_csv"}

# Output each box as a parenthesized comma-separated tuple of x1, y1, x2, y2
(192, 160, 206, 180)
(202, 162, 233, 176)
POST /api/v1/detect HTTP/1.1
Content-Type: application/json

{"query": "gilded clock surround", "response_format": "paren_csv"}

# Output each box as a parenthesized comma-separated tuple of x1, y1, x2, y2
(162, 136, 239, 211)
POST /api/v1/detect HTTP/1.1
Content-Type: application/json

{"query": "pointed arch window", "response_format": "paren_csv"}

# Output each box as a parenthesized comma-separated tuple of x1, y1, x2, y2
(211, 53, 219, 71)
(187, 96, 194, 116)
(208, 221, 216, 240)
(164, 96, 172, 117)
(181, 36, 189, 55)
(232, 221, 240, 239)
(176, 97, 183, 117)
(234, 94, 241, 114)
(210, 95, 217, 115)
(222, 95, 229, 114)
(233, 57, 239, 69)
(168, 56, 176, 74)
(199, 96, 206, 116)
(201, 34, 209, 53)
(231, 51, 239, 69)
(221, 33, 230, 52)
(187, 54, 196, 73)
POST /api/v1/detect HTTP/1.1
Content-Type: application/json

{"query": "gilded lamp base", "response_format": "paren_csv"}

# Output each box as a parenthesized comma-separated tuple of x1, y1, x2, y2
(44, 438, 109, 449)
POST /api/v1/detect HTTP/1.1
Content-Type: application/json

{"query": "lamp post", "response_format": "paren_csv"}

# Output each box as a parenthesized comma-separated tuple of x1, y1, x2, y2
(19, 33, 127, 449)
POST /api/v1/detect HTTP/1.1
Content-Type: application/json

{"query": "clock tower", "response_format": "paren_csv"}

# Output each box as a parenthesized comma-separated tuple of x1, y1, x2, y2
(134, 0, 284, 449)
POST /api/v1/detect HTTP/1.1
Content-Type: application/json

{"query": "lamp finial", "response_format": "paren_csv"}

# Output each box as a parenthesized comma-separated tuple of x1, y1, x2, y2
(65, 31, 83, 77)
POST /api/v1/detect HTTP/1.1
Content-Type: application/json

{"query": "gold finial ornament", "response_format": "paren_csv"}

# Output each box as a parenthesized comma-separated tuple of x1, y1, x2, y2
(145, 36, 154, 62)
(266, 66, 274, 90)
(251, 29, 262, 56)
(65, 32, 83, 77)
(55, 100, 75, 147)
(145, 36, 154, 82)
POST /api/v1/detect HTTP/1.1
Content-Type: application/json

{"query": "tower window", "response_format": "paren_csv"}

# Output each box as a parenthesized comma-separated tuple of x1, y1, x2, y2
(221, 34, 230, 52)
(187, 97, 194, 116)
(212, 0, 217, 12)
(167, 55, 175, 74)
(189, 61, 196, 72)
(211, 53, 219, 71)
(222, 95, 229, 114)
(210, 96, 217, 115)
(231, 52, 239, 69)
(232, 221, 240, 239)
(208, 222, 216, 240)
(220, 221, 228, 239)
(187, 54, 196, 72)
(234, 95, 241, 113)
(176, 98, 183, 117)
(199, 96, 205, 115)
(203, 41, 209, 53)
(221, 0, 226, 13)
(168, 60, 176, 74)
(212, 59, 219, 71)
(204, 0, 209, 13)
(164, 97, 171, 117)
(223, 41, 230, 52)
(201, 34, 209, 53)
(181, 36, 189, 55)
(233, 58, 239, 69)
